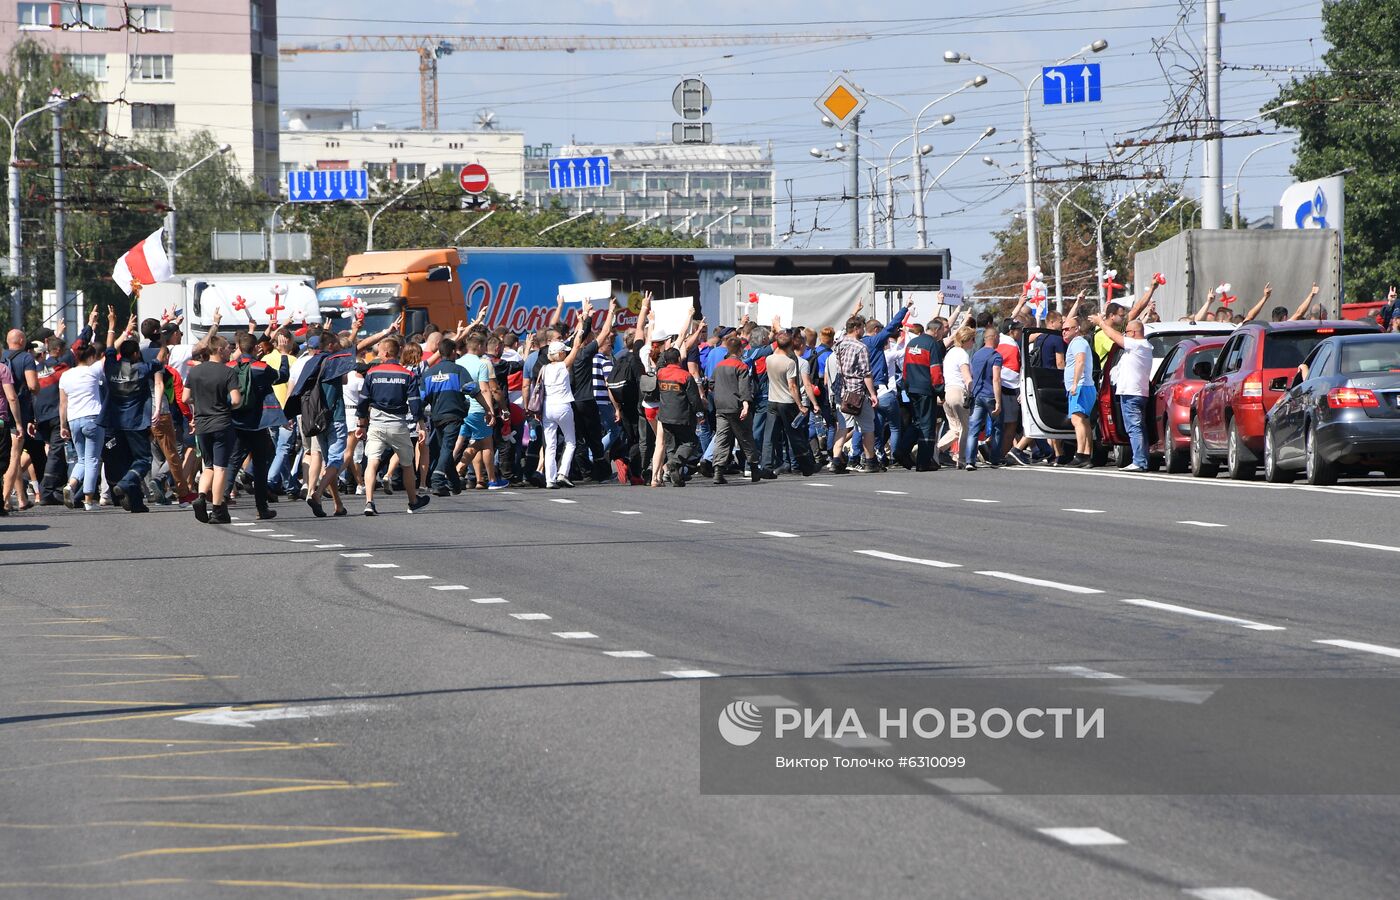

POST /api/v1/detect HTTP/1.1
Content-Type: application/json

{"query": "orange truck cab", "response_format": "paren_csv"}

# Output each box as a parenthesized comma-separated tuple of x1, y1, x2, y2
(314, 248, 467, 337)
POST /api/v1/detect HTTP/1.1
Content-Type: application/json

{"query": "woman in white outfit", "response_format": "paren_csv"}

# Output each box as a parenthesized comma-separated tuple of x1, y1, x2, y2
(542, 302, 589, 488)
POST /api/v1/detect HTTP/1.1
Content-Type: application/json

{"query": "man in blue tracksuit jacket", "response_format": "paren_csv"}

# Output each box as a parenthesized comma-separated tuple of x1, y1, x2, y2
(418, 336, 480, 495)
(228, 331, 289, 520)
(356, 335, 429, 515)
(861, 299, 912, 469)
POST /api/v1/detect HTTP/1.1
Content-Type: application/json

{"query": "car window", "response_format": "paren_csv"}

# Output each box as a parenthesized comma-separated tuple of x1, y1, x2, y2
(1218, 337, 1245, 375)
(1158, 345, 1184, 379)
(1303, 344, 1331, 377)
(1338, 339, 1400, 373)
(1187, 345, 1222, 378)
(1261, 330, 1371, 369)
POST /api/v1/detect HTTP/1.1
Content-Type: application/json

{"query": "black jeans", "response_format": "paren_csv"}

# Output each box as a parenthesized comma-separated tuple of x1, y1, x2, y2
(763, 401, 814, 472)
(429, 417, 463, 490)
(234, 428, 275, 512)
(39, 418, 67, 497)
(909, 393, 942, 468)
(103, 427, 151, 499)
(663, 422, 699, 472)
(572, 399, 608, 478)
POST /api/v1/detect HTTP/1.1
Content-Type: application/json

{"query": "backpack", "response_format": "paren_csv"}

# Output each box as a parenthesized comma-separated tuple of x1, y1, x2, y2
(231, 360, 254, 410)
(299, 369, 329, 437)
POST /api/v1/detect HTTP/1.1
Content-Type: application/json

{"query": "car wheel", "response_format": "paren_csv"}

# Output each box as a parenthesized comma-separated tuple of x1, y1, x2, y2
(1112, 444, 1131, 469)
(1263, 425, 1295, 484)
(1190, 419, 1219, 478)
(1226, 420, 1256, 480)
(1305, 421, 1337, 486)
(1163, 419, 1187, 474)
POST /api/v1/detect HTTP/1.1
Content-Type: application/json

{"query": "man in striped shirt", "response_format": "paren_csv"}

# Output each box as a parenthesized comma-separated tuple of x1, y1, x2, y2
(592, 350, 619, 461)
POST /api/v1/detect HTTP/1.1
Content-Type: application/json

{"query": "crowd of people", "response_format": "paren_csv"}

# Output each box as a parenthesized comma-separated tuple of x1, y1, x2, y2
(3, 279, 1397, 519)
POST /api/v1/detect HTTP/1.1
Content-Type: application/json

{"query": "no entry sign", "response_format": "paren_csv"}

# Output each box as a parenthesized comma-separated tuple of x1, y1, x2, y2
(459, 163, 490, 194)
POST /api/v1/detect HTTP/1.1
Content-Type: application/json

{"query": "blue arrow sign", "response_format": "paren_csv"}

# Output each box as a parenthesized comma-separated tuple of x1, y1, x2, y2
(548, 155, 611, 190)
(286, 169, 370, 202)
(1042, 63, 1101, 105)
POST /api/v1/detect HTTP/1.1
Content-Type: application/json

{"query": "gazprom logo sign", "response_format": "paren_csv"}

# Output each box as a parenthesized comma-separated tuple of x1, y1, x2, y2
(1280, 175, 1344, 233)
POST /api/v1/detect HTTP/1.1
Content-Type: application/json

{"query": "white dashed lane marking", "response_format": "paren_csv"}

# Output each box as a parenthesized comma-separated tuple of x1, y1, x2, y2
(548, 498, 578, 504)
(364, 563, 399, 569)
(1178, 520, 1227, 528)
(760, 531, 799, 538)
(510, 613, 551, 621)
(1062, 508, 1105, 514)
(1185, 889, 1282, 900)
(603, 650, 654, 658)
(613, 510, 642, 515)
(663, 669, 719, 678)
(963, 498, 1000, 504)
(395, 574, 432, 580)
(230, 522, 254, 527)
(469, 597, 508, 604)
(804, 482, 833, 487)
(875, 490, 907, 495)
(855, 549, 961, 569)
(1314, 639, 1400, 659)
(1313, 538, 1400, 553)
(1037, 827, 1127, 847)
(553, 632, 598, 640)
(315, 544, 345, 549)
(975, 571, 1104, 595)
(1120, 598, 1285, 632)
(267, 533, 294, 538)
(340, 552, 372, 558)
(429, 584, 469, 592)
(680, 519, 714, 525)
(248, 529, 274, 533)
(287, 538, 318, 543)
(1050, 665, 1125, 680)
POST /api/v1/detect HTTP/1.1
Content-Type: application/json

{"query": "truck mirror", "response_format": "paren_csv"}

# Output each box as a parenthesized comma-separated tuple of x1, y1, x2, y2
(426, 265, 452, 283)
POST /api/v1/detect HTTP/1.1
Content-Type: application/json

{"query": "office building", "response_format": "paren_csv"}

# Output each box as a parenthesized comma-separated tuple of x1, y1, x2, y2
(523, 142, 775, 249)
(3, 1, 282, 193)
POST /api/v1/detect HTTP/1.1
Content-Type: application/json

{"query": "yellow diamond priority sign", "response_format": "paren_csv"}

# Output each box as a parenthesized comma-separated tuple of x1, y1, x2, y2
(815, 75, 868, 130)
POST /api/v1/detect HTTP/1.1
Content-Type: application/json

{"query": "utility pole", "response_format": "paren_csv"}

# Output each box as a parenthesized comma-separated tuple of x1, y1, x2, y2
(849, 113, 860, 248)
(866, 169, 877, 249)
(51, 106, 67, 333)
(1202, 0, 1223, 229)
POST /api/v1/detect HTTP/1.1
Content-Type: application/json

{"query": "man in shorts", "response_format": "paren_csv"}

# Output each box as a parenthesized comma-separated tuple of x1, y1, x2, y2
(181, 335, 242, 524)
(1063, 316, 1096, 467)
(356, 335, 429, 515)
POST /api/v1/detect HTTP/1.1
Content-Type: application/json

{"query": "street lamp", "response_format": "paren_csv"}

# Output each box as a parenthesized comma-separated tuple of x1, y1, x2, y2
(454, 208, 497, 242)
(117, 141, 232, 271)
(2, 91, 82, 327)
(538, 208, 595, 236)
(945, 39, 1108, 271)
(367, 168, 441, 250)
(1066, 182, 1151, 304)
(917, 127, 997, 250)
(1231, 137, 1296, 228)
(694, 205, 740, 243)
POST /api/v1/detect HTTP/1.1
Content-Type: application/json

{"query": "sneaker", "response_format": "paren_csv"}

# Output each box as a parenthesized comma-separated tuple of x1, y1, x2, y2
(379, 479, 394, 496)
(408, 495, 431, 513)
(307, 497, 327, 518)
(1121, 463, 1146, 472)
(556, 477, 575, 489)
(713, 473, 729, 485)
(99, 491, 111, 507)
(697, 459, 715, 479)
(759, 468, 778, 480)
(110, 484, 132, 512)
(209, 504, 232, 525)
(1006, 448, 1032, 467)
(487, 478, 509, 490)
(83, 500, 95, 512)
(433, 485, 451, 497)
(964, 463, 977, 472)
(192, 494, 210, 524)
(256, 508, 277, 521)
(62, 485, 75, 509)
(1068, 454, 1091, 468)
(831, 457, 848, 474)
(363, 502, 379, 517)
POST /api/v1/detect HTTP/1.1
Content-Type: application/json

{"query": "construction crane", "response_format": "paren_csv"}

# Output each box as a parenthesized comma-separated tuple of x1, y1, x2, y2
(279, 33, 864, 130)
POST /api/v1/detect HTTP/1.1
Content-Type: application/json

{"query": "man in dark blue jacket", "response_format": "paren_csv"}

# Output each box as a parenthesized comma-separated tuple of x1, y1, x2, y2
(862, 297, 912, 470)
(419, 337, 480, 496)
(357, 336, 429, 515)
(228, 331, 289, 520)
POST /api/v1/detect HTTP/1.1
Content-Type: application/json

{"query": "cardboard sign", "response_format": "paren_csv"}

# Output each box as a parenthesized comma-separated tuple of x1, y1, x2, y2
(557, 280, 614, 304)
(754, 292, 794, 328)
(939, 279, 964, 306)
(652, 296, 695, 339)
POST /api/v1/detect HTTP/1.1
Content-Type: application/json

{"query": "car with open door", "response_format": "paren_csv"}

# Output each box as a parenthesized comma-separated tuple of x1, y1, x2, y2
(1149, 336, 1229, 473)
(1020, 325, 1076, 445)
(1263, 333, 1400, 485)
(1191, 320, 1380, 480)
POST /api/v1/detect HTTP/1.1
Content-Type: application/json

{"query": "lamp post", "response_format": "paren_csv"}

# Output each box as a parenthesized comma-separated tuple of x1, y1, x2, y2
(454, 208, 497, 242)
(266, 200, 290, 274)
(945, 39, 1108, 271)
(1231, 137, 1296, 229)
(915, 127, 997, 250)
(367, 168, 440, 250)
(117, 141, 232, 272)
(1066, 184, 1149, 304)
(538, 208, 595, 237)
(3, 91, 81, 328)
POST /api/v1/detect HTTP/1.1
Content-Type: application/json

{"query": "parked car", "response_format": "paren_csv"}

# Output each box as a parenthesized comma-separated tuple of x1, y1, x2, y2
(1149, 337, 1229, 473)
(1263, 333, 1400, 484)
(1190, 320, 1381, 479)
(1090, 322, 1237, 466)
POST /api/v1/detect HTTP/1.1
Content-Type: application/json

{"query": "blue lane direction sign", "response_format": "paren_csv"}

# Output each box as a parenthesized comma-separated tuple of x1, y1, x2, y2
(286, 169, 369, 202)
(548, 155, 611, 190)
(1042, 63, 1102, 105)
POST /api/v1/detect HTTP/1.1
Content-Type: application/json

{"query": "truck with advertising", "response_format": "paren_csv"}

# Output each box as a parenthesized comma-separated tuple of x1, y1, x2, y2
(135, 273, 319, 343)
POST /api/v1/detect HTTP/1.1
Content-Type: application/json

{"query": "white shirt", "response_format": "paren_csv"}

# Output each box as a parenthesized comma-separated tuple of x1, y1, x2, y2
(343, 370, 365, 413)
(943, 346, 970, 391)
(166, 344, 193, 380)
(502, 347, 524, 405)
(60, 362, 105, 420)
(1112, 335, 1153, 396)
(542, 360, 573, 405)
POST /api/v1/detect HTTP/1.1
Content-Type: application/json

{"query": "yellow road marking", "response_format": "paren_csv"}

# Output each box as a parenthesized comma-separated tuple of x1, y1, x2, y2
(125, 782, 397, 801)
(22, 618, 113, 625)
(12, 654, 195, 661)
(0, 742, 336, 772)
(56, 674, 238, 687)
(20, 700, 187, 706)
(39, 738, 309, 746)
(0, 604, 109, 611)
(31, 710, 213, 730)
(0, 635, 161, 642)
(0, 880, 557, 897)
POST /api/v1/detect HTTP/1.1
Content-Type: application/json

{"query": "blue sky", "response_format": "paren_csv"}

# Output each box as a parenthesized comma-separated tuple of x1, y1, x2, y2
(279, 1, 1328, 286)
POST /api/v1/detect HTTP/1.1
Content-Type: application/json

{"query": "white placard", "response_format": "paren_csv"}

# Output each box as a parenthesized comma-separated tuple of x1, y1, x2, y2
(939, 279, 964, 306)
(652, 296, 694, 339)
(558, 280, 614, 304)
(754, 292, 794, 328)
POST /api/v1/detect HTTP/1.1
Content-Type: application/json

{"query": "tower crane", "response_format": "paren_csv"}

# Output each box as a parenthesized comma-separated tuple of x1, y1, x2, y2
(279, 33, 863, 130)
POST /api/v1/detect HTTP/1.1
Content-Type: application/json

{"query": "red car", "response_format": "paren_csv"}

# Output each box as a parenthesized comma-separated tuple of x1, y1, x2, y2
(1191, 320, 1380, 479)
(1149, 337, 1229, 473)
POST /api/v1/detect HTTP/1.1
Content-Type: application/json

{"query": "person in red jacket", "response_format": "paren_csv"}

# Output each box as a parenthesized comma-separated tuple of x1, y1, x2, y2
(656, 347, 702, 487)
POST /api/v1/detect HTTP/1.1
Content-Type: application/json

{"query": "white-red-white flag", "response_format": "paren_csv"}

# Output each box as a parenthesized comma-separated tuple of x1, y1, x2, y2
(112, 228, 172, 295)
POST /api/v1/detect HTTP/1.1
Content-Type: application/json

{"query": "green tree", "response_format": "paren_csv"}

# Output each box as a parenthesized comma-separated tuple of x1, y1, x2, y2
(1269, 0, 1400, 303)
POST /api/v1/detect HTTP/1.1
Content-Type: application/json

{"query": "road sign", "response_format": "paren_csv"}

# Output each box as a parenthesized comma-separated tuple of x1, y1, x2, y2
(814, 75, 868, 130)
(459, 163, 490, 194)
(672, 78, 712, 120)
(1042, 63, 1102, 105)
(548, 155, 611, 189)
(673, 122, 713, 145)
(286, 169, 369, 202)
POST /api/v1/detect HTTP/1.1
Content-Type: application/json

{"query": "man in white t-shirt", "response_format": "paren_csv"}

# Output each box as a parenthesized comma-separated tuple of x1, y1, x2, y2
(1091, 313, 1152, 472)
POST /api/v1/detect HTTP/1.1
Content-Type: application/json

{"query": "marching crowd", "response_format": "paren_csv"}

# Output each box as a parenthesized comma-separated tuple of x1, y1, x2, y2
(4, 280, 1398, 520)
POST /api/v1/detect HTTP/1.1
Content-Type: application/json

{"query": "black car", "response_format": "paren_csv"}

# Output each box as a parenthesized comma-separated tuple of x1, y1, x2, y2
(1264, 333, 1400, 484)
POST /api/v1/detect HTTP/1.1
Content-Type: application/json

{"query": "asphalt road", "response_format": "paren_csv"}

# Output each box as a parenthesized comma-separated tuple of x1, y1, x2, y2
(2, 463, 1399, 900)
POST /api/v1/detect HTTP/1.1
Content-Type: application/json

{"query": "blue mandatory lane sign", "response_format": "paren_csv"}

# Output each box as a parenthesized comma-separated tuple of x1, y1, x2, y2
(286, 169, 369, 202)
(549, 155, 611, 190)
(1042, 63, 1102, 105)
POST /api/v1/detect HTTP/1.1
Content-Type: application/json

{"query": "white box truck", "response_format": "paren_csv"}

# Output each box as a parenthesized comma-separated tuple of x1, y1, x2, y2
(135, 273, 319, 345)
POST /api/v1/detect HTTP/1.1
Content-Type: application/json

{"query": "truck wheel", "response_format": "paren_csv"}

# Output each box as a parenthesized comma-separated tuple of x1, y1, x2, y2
(1163, 419, 1187, 474)
(1226, 420, 1256, 480)
(1263, 426, 1294, 484)
(1190, 419, 1219, 478)
(1304, 422, 1337, 486)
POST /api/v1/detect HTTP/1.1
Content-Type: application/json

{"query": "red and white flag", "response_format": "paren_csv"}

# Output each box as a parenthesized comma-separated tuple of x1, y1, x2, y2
(112, 228, 172, 295)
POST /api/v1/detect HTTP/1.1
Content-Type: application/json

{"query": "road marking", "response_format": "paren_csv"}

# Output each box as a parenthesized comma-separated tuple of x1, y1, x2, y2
(340, 552, 372, 558)
(681, 519, 713, 524)
(267, 534, 294, 538)
(1313, 538, 1400, 553)
(394, 575, 432, 580)
(1050, 665, 1124, 680)
(1120, 598, 1285, 631)
(429, 584, 469, 592)
(553, 632, 598, 640)
(287, 539, 318, 543)
(760, 531, 799, 538)
(663, 669, 719, 678)
(1314, 639, 1400, 659)
(963, 498, 1000, 503)
(229, 522, 254, 527)
(1062, 508, 1105, 514)
(510, 613, 551, 621)
(174, 703, 380, 728)
(804, 482, 833, 487)
(248, 529, 274, 533)
(363, 563, 399, 569)
(1038, 827, 1127, 846)
(1177, 520, 1226, 528)
(855, 550, 961, 569)
(548, 498, 577, 504)
(614, 510, 642, 515)
(469, 597, 508, 604)
(603, 650, 654, 658)
(975, 571, 1103, 595)
(875, 490, 907, 495)
(1013, 463, 1400, 498)
(926, 777, 1002, 794)
(315, 544, 345, 549)
(825, 733, 891, 748)
(1185, 890, 1282, 900)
